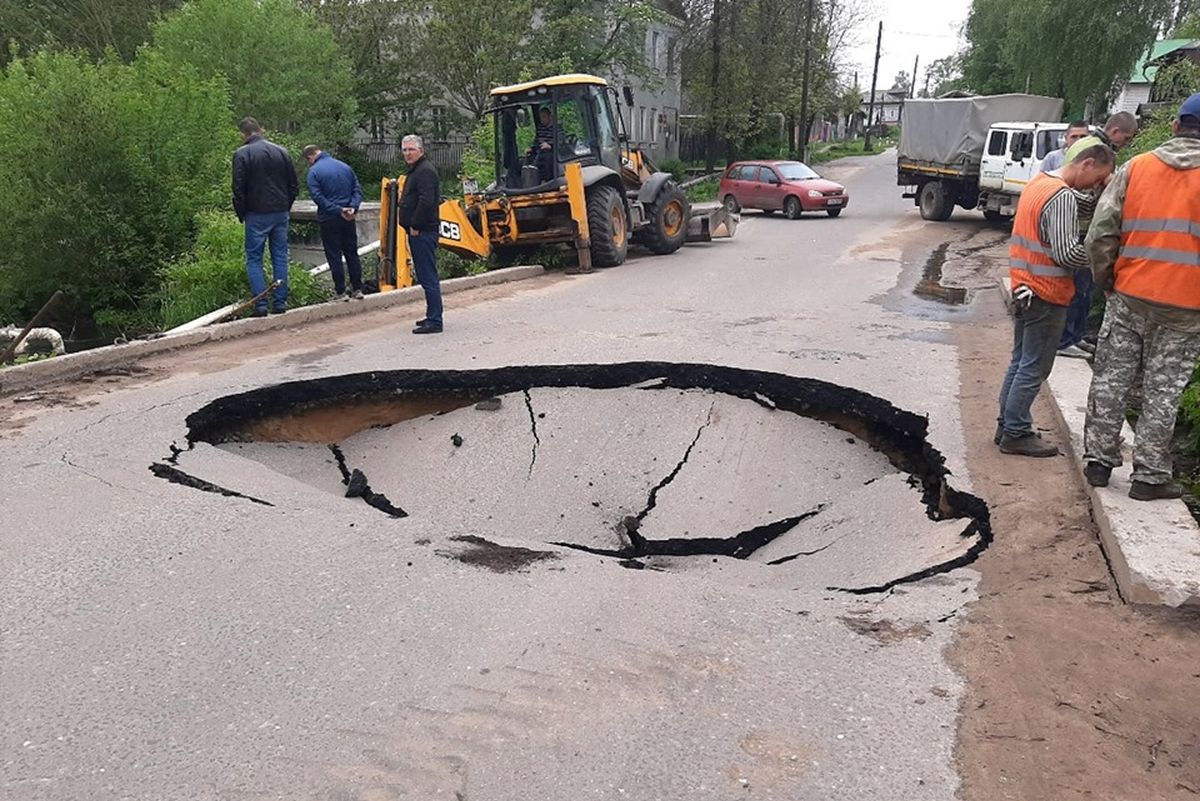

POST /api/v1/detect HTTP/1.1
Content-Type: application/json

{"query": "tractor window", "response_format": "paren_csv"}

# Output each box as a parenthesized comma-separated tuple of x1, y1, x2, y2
(593, 87, 621, 170)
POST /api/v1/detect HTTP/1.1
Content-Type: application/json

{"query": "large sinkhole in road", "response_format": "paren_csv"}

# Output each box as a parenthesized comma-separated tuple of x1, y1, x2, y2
(165, 363, 991, 594)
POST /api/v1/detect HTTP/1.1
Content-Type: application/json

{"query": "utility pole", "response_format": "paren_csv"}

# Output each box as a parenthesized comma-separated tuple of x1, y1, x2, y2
(910, 54, 919, 98)
(799, 0, 814, 162)
(705, 0, 722, 171)
(863, 20, 882, 152)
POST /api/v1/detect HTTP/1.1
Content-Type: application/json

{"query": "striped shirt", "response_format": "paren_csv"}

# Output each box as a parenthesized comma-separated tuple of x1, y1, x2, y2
(1038, 187, 1090, 270)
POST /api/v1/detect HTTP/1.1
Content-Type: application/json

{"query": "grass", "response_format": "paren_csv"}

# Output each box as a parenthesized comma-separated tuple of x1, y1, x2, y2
(808, 135, 899, 165)
(685, 176, 720, 204)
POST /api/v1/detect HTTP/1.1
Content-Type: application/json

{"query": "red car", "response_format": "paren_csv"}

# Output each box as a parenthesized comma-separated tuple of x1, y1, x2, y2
(718, 160, 849, 219)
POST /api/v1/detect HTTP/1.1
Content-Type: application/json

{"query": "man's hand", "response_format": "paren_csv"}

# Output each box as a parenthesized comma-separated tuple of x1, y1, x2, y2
(341, 207, 355, 221)
(409, 228, 419, 237)
(539, 142, 551, 150)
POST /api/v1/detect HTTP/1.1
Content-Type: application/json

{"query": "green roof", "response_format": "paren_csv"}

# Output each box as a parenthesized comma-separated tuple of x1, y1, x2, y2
(1130, 39, 1199, 83)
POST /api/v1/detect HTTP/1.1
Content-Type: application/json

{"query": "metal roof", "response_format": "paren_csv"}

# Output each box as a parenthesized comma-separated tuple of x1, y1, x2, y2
(490, 74, 608, 98)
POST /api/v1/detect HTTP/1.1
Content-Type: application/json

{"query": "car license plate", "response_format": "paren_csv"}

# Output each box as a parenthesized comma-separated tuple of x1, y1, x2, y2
(825, 198, 843, 206)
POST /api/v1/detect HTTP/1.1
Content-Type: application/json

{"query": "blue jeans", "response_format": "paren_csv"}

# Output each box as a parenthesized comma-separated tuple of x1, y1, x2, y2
(998, 295, 1067, 437)
(1057, 269, 1093, 349)
(245, 211, 290, 310)
(410, 231, 442, 326)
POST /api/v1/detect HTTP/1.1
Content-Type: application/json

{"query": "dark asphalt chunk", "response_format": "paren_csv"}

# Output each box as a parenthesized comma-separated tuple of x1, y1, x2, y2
(444, 535, 559, 573)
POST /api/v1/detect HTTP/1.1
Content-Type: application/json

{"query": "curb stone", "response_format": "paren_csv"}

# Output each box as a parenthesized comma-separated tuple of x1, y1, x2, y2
(0, 265, 546, 397)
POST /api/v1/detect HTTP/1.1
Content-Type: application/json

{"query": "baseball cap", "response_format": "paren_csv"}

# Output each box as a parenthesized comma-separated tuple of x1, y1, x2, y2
(1065, 135, 1106, 163)
(1180, 92, 1200, 124)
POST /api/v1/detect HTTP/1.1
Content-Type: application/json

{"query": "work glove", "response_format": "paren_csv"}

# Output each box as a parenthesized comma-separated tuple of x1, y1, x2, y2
(1013, 284, 1034, 314)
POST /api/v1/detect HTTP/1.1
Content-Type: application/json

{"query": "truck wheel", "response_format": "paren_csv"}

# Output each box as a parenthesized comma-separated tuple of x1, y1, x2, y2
(983, 209, 1006, 223)
(918, 181, 953, 221)
(639, 184, 689, 255)
(586, 185, 629, 267)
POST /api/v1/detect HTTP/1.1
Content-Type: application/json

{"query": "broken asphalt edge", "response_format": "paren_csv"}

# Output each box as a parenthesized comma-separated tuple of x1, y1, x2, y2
(0, 265, 547, 397)
(997, 275, 1200, 607)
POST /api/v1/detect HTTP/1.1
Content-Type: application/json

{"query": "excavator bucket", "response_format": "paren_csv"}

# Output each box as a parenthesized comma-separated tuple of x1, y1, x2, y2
(685, 204, 738, 243)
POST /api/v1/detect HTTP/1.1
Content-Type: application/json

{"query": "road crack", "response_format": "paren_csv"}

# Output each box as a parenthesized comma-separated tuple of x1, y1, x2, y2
(523, 389, 540, 478)
(148, 462, 273, 506)
(329, 444, 408, 518)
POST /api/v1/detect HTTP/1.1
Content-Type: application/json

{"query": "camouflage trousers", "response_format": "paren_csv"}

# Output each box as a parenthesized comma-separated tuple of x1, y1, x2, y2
(1084, 295, 1200, 484)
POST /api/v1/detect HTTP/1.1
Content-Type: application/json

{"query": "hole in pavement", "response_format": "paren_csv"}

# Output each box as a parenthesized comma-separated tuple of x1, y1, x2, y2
(157, 363, 991, 594)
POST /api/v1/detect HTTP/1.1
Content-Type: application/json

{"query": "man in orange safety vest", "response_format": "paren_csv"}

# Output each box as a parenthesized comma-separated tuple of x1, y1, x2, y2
(1082, 93, 1200, 501)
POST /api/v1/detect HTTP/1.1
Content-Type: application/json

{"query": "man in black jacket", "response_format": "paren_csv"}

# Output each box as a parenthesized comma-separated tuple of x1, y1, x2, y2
(398, 134, 443, 333)
(232, 118, 299, 316)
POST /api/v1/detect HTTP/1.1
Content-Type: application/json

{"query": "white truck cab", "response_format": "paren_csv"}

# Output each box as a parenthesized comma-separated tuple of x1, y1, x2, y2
(978, 122, 1068, 214)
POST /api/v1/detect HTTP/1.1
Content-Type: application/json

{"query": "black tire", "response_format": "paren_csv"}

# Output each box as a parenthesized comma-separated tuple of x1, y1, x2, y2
(784, 195, 802, 219)
(586, 185, 629, 268)
(918, 181, 954, 221)
(723, 194, 740, 214)
(826, 208, 842, 218)
(983, 209, 1006, 223)
(638, 184, 690, 255)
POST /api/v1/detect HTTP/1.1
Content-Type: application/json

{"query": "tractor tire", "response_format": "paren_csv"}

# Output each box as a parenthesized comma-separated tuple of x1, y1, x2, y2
(639, 184, 689, 255)
(918, 181, 954, 221)
(586, 185, 629, 267)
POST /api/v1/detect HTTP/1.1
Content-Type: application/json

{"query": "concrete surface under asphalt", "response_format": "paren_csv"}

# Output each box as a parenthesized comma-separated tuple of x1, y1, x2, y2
(2, 152, 990, 800)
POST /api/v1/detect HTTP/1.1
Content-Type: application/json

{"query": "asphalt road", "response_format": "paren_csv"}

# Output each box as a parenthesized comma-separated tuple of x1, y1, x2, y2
(2, 151, 1007, 801)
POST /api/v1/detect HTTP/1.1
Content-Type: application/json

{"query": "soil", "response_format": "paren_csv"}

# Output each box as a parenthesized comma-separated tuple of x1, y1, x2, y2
(953, 290, 1200, 801)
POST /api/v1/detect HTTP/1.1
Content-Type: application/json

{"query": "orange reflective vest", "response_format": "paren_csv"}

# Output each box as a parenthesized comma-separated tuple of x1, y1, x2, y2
(1113, 153, 1200, 310)
(1009, 172, 1075, 306)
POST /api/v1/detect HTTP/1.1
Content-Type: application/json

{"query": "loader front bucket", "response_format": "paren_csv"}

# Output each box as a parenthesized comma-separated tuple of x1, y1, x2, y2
(686, 204, 738, 243)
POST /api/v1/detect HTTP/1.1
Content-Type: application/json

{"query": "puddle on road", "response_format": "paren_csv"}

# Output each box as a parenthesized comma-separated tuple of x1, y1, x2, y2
(154, 363, 992, 594)
(913, 243, 969, 305)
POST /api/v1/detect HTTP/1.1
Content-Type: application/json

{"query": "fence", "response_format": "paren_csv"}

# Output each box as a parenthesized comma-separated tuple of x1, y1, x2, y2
(352, 137, 471, 178)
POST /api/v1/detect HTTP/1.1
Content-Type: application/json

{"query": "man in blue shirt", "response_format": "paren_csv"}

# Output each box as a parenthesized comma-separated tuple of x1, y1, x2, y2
(302, 145, 365, 300)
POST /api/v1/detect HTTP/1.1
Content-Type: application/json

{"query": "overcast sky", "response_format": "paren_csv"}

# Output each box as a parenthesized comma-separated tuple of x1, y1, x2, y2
(845, 0, 972, 92)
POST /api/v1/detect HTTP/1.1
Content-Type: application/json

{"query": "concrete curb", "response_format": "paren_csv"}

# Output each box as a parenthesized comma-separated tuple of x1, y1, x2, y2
(998, 276, 1200, 607)
(0, 265, 546, 397)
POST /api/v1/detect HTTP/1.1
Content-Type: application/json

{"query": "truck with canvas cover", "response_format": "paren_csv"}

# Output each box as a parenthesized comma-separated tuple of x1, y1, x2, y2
(897, 94, 1065, 221)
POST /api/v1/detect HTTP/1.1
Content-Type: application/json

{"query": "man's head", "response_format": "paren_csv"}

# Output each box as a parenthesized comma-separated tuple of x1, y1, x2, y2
(1062, 120, 1089, 149)
(301, 144, 322, 166)
(1173, 92, 1200, 138)
(238, 117, 262, 142)
(1061, 136, 1115, 191)
(538, 108, 553, 125)
(401, 134, 424, 166)
(1103, 111, 1138, 149)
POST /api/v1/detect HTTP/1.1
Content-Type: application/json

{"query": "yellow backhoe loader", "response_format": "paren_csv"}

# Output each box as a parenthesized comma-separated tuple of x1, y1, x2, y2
(377, 73, 735, 289)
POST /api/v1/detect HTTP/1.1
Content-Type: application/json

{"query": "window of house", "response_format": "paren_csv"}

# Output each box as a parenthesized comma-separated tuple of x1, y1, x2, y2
(650, 31, 661, 69)
(635, 106, 644, 141)
(431, 107, 448, 139)
(666, 38, 677, 73)
(986, 130, 1007, 156)
(650, 108, 658, 142)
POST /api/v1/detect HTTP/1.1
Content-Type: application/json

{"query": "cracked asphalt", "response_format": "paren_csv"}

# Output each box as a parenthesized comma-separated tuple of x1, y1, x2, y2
(2, 151, 1005, 800)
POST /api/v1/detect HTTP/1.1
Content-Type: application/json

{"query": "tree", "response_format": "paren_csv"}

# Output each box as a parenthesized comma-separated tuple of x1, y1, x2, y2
(417, 0, 536, 120)
(0, 0, 183, 65)
(150, 0, 357, 141)
(960, 0, 1176, 116)
(531, 0, 671, 86)
(891, 69, 911, 94)
(1175, 11, 1200, 36)
(300, 0, 429, 139)
(923, 54, 964, 97)
(0, 50, 235, 333)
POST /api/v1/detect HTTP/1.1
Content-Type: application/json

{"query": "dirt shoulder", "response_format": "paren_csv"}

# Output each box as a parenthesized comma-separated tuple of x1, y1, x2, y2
(953, 290, 1200, 800)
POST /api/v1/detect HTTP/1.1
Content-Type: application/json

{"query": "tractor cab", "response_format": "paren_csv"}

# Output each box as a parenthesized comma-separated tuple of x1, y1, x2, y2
(488, 74, 623, 193)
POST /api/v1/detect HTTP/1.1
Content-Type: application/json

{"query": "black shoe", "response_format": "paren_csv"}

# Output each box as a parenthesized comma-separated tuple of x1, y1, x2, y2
(412, 322, 443, 334)
(994, 424, 1003, 445)
(1084, 461, 1112, 487)
(414, 318, 428, 326)
(999, 433, 1059, 458)
(1128, 480, 1184, 501)
(250, 307, 268, 318)
(270, 306, 287, 315)
(1076, 340, 1096, 355)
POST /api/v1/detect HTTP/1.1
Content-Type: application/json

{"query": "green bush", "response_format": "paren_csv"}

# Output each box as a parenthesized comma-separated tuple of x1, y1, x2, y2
(659, 157, 686, 181)
(0, 49, 235, 336)
(461, 116, 496, 187)
(156, 212, 327, 328)
(686, 176, 720, 203)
